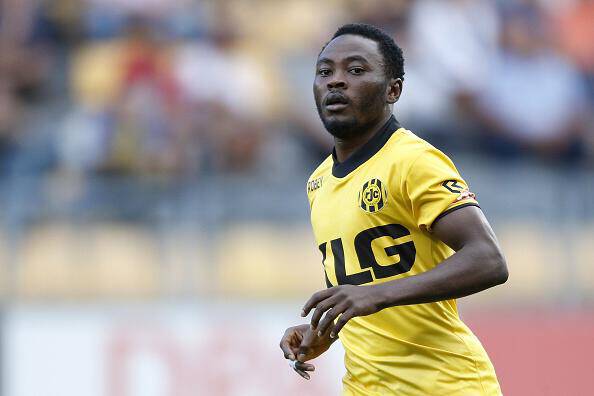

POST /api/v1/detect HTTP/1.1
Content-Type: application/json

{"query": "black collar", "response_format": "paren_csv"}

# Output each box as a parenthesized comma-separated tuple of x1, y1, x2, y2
(331, 115, 401, 178)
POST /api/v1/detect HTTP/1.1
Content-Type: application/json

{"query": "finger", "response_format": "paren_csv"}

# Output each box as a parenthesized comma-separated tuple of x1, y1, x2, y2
(297, 345, 309, 362)
(280, 330, 303, 361)
(280, 339, 296, 360)
(294, 368, 310, 380)
(302, 288, 336, 317)
(310, 294, 341, 330)
(316, 302, 349, 336)
(289, 360, 312, 380)
(280, 333, 300, 360)
(297, 329, 319, 361)
(294, 361, 315, 372)
(330, 310, 355, 338)
(297, 337, 316, 362)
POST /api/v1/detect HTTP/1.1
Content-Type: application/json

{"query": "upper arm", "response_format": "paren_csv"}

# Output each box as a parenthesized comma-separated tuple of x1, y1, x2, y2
(432, 205, 508, 283)
(431, 205, 500, 252)
(404, 146, 506, 272)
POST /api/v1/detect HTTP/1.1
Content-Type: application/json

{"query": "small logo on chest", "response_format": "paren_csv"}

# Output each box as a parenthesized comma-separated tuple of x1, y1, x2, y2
(358, 178, 388, 213)
(307, 177, 323, 193)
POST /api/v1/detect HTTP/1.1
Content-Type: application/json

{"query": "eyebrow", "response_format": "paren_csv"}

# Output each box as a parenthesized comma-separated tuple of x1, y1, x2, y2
(317, 55, 370, 66)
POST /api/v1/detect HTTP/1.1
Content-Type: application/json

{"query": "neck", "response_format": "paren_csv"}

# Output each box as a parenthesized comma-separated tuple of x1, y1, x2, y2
(334, 113, 393, 163)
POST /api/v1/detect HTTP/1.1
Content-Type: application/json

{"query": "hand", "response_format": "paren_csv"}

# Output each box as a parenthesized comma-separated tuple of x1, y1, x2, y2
(279, 324, 334, 380)
(301, 284, 385, 338)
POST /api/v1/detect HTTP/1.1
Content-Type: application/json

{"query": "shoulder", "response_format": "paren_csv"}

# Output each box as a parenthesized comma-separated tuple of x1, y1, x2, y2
(383, 128, 449, 171)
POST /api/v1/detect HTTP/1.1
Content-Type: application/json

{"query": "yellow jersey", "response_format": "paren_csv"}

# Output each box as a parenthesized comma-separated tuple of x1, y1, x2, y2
(306, 116, 501, 395)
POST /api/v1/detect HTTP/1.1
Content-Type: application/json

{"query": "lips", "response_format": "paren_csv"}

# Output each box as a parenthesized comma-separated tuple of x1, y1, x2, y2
(324, 93, 349, 111)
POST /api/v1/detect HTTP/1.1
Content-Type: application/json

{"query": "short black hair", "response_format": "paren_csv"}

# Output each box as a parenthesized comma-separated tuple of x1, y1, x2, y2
(326, 23, 405, 81)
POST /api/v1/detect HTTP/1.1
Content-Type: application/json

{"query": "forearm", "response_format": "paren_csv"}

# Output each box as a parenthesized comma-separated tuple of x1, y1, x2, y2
(375, 241, 508, 309)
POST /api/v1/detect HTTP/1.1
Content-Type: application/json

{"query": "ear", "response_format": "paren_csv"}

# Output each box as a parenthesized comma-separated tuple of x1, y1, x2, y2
(386, 78, 403, 104)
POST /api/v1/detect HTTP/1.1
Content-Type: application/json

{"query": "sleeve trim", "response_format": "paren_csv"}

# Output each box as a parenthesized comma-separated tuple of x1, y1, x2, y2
(431, 202, 481, 229)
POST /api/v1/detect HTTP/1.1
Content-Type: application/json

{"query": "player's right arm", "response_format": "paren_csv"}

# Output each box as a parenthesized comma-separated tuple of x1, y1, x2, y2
(279, 324, 336, 380)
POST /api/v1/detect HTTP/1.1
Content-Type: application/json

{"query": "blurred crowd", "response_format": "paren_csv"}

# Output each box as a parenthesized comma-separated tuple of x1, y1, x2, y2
(1, 0, 593, 187)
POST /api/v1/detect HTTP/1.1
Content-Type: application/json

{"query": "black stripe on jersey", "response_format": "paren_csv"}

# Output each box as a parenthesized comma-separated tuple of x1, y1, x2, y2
(332, 238, 373, 285)
(431, 203, 480, 229)
(318, 242, 334, 288)
(331, 115, 401, 178)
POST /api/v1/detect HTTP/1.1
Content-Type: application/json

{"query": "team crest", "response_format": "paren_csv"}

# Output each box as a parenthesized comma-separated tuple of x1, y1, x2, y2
(358, 178, 388, 213)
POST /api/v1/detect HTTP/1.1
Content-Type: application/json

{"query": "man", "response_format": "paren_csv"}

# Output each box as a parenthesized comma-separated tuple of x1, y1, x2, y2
(279, 23, 508, 395)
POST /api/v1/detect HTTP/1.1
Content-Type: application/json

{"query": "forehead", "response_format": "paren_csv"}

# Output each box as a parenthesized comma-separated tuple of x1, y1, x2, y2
(317, 34, 382, 65)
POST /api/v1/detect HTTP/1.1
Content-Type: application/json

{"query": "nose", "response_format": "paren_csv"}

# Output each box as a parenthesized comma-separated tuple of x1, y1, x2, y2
(327, 71, 347, 90)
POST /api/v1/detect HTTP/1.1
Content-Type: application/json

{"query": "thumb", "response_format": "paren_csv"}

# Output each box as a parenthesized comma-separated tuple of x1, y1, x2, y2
(297, 344, 310, 362)
(298, 327, 317, 361)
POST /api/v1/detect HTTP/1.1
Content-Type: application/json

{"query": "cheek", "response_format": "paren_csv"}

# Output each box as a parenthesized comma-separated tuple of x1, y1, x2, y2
(313, 82, 324, 103)
(353, 81, 386, 108)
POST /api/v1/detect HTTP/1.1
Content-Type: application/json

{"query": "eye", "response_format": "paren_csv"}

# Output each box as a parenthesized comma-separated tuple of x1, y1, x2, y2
(318, 68, 331, 77)
(349, 67, 365, 75)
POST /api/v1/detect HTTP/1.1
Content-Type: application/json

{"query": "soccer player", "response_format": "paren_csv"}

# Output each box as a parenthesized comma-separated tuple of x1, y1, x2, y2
(279, 23, 508, 395)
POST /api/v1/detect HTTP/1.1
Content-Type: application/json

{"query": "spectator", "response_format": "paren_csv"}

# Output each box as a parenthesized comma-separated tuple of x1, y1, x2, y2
(472, 9, 588, 162)
(173, 23, 270, 174)
(400, 0, 499, 148)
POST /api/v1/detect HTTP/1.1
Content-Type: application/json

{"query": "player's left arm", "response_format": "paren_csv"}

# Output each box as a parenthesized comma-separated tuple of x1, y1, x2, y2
(303, 205, 508, 338)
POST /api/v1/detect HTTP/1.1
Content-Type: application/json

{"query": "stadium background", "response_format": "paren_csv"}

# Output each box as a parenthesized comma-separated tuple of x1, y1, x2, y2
(1, 0, 593, 395)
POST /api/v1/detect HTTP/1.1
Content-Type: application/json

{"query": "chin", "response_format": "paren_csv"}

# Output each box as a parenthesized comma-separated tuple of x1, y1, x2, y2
(321, 115, 361, 139)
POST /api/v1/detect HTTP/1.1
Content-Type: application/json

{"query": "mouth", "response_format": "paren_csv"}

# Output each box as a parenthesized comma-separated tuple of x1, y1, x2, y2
(326, 103, 349, 111)
(324, 93, 349, 112)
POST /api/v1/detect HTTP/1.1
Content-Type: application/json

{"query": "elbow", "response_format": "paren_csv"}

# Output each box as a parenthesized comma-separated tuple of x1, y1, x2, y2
(493, 258, 509, 286)
(488, 246, 508, 286)
(473, 240, 508, 287)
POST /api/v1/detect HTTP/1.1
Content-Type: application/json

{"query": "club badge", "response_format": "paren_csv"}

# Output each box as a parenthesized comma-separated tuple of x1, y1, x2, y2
(358, 178, 388, 213)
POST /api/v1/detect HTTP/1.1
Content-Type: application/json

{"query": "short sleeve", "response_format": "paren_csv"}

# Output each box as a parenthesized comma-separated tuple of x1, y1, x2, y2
(405, 148, 479, 231)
